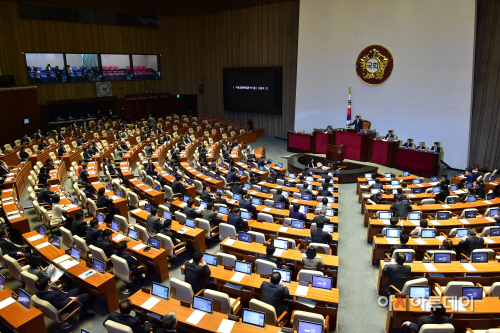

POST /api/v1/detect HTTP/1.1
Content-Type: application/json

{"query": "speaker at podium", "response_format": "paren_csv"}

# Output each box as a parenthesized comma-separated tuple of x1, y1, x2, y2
(327, 144, 345, 163)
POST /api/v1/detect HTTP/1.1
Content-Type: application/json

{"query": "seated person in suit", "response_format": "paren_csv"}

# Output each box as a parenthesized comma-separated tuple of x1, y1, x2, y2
(402, 138, 414, 148)
(260, 272, 289, 317)
(147, 208, 164, 235)
(369, 178, 383, 190)
(316, 197, 330, 211)
(438, 238, 456, 252)
(200, 186, 213, 203)
(312, 209, 330, 224)
(394, 188, 407, 201)
(226, 207, 248, 232)
(239, 194, 257, 213)
(78, 164, 89, 183)
(0, 227, 32, 260)
(410, 219, 429, 237)
(35, 276, 95, 320)
(156, 313, 177, 333)
(458, 228, 485, 258)
(390, 196, 412, 218)
(311, 221, 332, 244)
(302, 245, 325, 271)
(184, 251, 211, 294)
(382, 252, 411, 296)
(37, 182, 56, 204)
(402, 303, 451, 333)
(430, 142, 441, 153)
(105, 299, 150, 333)
(161, 219, 183, 247)
(317, 185, 332, 197)
(83, 183, 97, 200)
(440, 173, 450, 187)
(70, 211, 87, 238)
(86, 219, 100, 246)
(226, 169, 240, 185)
(95, 229, 115, 259)
(57, 144, 66, 157)
(258, 244, 279, 265)
(82, 147, 92, 160)
(474, 180, 486, 199)
(213, 192, 227, 205)
(289, 203, 307, 221)
(143, 159, 156, 177)
(21, 134, 30, 145)
(380, 216, 404, 234)
(459, 187, 476, 202)
(385, 130, 394, 139)
(38, 167, 50, 185)
(370, 192, 383, 204)
(257, 157, 267, 168)
(171, 175, 187, 196)
(96, 187, 115, 222)
(232, 182, 247, 195)
(435, 183, 450, 203)
(416, 142, 426, 150)
(202, 202, 222, 228)
(19, 147, 30, 161)
(272, 188, 289, 205)
(183, 199, 197, 219)
(115, 241, 146, 281)
(27, 254, 62, 281)
(390, 233, 411, 256)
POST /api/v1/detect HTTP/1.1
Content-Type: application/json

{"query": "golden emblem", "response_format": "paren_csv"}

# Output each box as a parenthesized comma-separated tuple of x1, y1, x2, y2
(359, 48, 389, 80)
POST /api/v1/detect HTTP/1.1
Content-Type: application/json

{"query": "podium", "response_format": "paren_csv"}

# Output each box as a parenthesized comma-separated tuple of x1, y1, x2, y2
(327, 144, 345, 163)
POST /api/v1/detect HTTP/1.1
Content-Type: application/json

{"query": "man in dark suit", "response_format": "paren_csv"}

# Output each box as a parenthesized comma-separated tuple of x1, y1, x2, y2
(160, 219, 182, 247)
(394, 188, 407, 201)
(70, 211, 87, 238)
(260, 272, 290, 317)
(239, 194, 256, 213)
(79, 164, 90, 183)
(184, 251, 211, 294)
(311, 221, 332, 244)
(156, 313, 177, 333)
(171, 175, 186, 195)
(143, 159, 156, 177)
(226, 169, 240, 186)
(382, 252, 411, 296)
(183, 199, 197, 219)
(95, 229, 115, 259)
(390, 197, 412, 218)
(37, 183, 56, 204)
(257, 244, 279, 265)
(289, 203, 307, 221)
(115, 241, 146, 280)
(384, 130, 395, 139)
(430, 142, 441, 153)
(0, 227, 31, 260)
(96, 187, 115, 221)
(20, 134, 30, 145)
(202, 203, 222, 228)
(440, 173, 450, 187)
(33, 129, 42, 140)
(257, 157, 267, 168)
(458, 228, 485, 257)
(200, 186, 213, 203)
(19, 147, 29, 161)
(347, 115, 363, 133)
(147, 208, 164, 236)
(232, 182, 247, 195)
(380, 216, 405, 234)
(86, 219, 100, 246)
(369, 178, 383, 190)
(312, 210, 330, 225)
(272, 188, 289, 205)
(370, 192, 383, 204)
(226, 208, 248, 232)
(213, 192, 227, 205)
(474, 180, 486, 199)
(390, 233, 412, 256)
(35, 276, 95, 320)
(416, 142, 426, 150)
(402, 303, 451, 333)
(57, 144, 66, 157)
(402, 139, 414, 148)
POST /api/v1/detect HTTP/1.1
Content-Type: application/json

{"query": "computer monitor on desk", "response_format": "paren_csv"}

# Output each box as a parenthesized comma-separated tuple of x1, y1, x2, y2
(203, 253, 218, 266)
(312, 275, 332, 290)
(409, 286, 431, 299)
(242, 309, 265, 328)
(238, 232, 252, 243)
(462, 287, 483, 300)
(235, 261, 252, 275)
(379, 212, 392, 220)
(434, 253, 451, 263)
(152, 282, 169, 300)
(193, 296, 213, 314)
(385, 229, 401, 238)
(233, 193, 242, 201)
(298, 321, 323, 333)
(273, 238, 289, 250)
(408, 212, 421, 220)
(272, 268, 291, 283)
(471, 252, 489, 263)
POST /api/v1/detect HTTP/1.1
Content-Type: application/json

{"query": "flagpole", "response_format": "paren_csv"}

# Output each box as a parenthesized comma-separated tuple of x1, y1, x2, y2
(346, 86, 352, 128)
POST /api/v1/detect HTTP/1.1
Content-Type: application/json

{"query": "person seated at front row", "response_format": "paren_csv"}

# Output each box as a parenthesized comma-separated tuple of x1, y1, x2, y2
(402, 138, 414, 148)
(104, 299, 150, 333)
(289, 203, 307, 221)
(402, 303, 451, 333)
(384, 130, 394, 139)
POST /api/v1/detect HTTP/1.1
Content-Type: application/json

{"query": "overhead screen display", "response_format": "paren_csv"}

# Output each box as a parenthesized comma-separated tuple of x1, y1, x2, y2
(223, 67, 283, 115)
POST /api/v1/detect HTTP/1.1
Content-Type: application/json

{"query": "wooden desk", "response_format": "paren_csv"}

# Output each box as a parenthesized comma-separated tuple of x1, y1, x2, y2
(130, 179, 165, 206)
(90, 182, 129, 219)
(48, 184, 82, 219)
(22, 231, 119, 312)
(377, 260, 500, 295)
(129, 290, 283, 333)
(2, 162, 31, 198)
(1, 188, 31, 234)
(356, 175, 420, 194)
(180, 163, 224, 190)
(130, 208, 206, 253)
(0, 286, 46, 333)
(62, 147, 83, 172)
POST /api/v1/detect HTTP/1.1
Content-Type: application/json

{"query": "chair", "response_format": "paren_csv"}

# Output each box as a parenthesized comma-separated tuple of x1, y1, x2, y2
(479, 282, 500, 297)
(219, 223, 236, 240)
(60, 227, 74, 249)
(32, 293, 82, 329)
(421, 199, 436, 204)
(291, 311, 328, 333)
(309, 243, 331, 254)
(21, 270, 40, 295)
(255, 259, 277, 275)
(217, 252, 237, 266)
(4, 255, 29, 283)
(297, 269, 324, 283)
(418, 324, 455, 333)
(247, 231, 266, 243)
(110, 254, 144, 295)
(196, 218, 219, 241)
(249, 298, 287, 327)
(129, 192, 148, 209)
(73, 236, 90, 260)
(276, 237, 296, 249)
(481, 226, 500, 236)
(114, 215, 129, 234)
(130, 224, 149, 242)
(104, 320, 134, 333)
(88, 245, 112, 270)
(203, 289, 242, 315)
(87, 199, 109, 220)
(257, 212, 274, 223)
(460, 208, 478, 217)
(170, 277, 194, 303)
(484, 207, 500, 217)
(434, 281, 474, 296)
(156, 233, 187, 258)
(471, 248, 496, 260)
(388, 277, 428, 295)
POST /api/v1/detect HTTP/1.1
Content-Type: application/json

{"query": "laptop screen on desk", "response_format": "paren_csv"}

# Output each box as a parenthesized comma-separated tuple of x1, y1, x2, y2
(391, 180, 400, 185)
(39, 226, 45, 236)
(152, 282, 169, 299)
(111, 221, 120, 232)
(408, 212, 421, 220)
(278, 162, 283, 168)
(252, 198, 262, 206)
(52, 236, 60, 249)
(244, 183, 252, 190)
(238, 232, 252, 243)
(370, 189, 379, 194)
(421, 229, 436, 238)
(432, 187, 440, 193)
(298, 320, 323, 333)
(186, 219, 196, 228)
(261, 187, 269, 194)
(98, 214, 105, 223)
(71, 247, 80, 261)
(128, 229, 138, 241)
(436, 212, 449, 220)
(365, 173, 372, 179)
(379, 212, 392, 219)
(386, 229, 400, 238)
(409, 286, 431, 299)
(291, 220, 304, 229)
(490, 227, 500, 236)
(233, 193, 242, 201)
(301, 193, 312, 201)
(325, 209, 334, 217)
(144, 204, 152, 213)
(163, 211, 172, 219)
(368, 180, 375, 186)
(467, 196, 477, 203)
(218, 206, 229, 215)
(242, 309, 265, 328)
(149, 237, 161, 249)
(471, 252, 489, 263)
(466, 183, 473, 189)
(241, 211, 252, 220)
(273, 202, 285, 210)
(288, 173, 296, 179)
(17, 288, 30, 310)
(235, 261, 252, 275)
(272, 268, 291, 283)
(412, 188, 422, 194)
(203, 253, 217, 266)
(193, 296, 213, 313)
(464, 211, 477, 219)
(392, 189, 398, 195)
(446, 197, 457, 204)
(413, 179, 421, 184)
(487, 192, 495, 200)
(456, 228, 467, 238)
(93, 258, 105, 273)
(306, 176, 314, 182)
(273, 238, 288, 250)
(312, 275, 332, 290)
(462, 287, 483, 300)
(450, 184, 458, 191)
(385, 173, 391, 178)
(434, 253, 451, 263)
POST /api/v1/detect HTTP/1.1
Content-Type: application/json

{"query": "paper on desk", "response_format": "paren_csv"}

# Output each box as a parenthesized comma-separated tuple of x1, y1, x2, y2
(0, 297, 15, 310)
(92, 182, 100, 185)
(429, 182, 439, 186)
(423, 263, 437, 271)
(483, 237, 495, 244)
(414, 238, 427, 245)
(420, 298, 432, 311)
(250, 191, 257, 195)
(483, 200, 493, 205)
(274, 249, 284, 257)
(459, 219, 470, 224)
(179, 203, 187, 208)
(417, 184, 423, 187)
(131, 209, 142, 214)
(381, 219, 391, 225)
(51, 267, 65, 282)
(448, 298, 467, 311)
(363, 193, 369, 197)
(485, 217, 495, 222)
(454, 190, 466, 194)
(461, 263, 477, 271)
(295, 285, 309, 296)
(410, 220, 420, 226)
(292, 199, 299, 203)
(441, 204, 451, 209)
(224, 239, 236, 246)
(204, 177, 212, 181)
(360, 185, 367, 189)
(295, 297, 316, 308)
(133, 243, 147, 251)
(35, 242, 51, 249)
(78, 269, 96, 280)
(144, 189, 153, 192)
(177, 228, 190, 234)
(141, 297, 161, 310)
(279, 226, 288, 232)
(436, 236, 446, 242)
(113, 234, 126, 241)
(186, 309, 206, 325)
(408, 194, 416, 198)
(27, 234, 44, 242)
(60, 259, 79, 269)
(386, 238, 399, 245)
(230, 272, 245, 282)
(263, 207, 272, 212)
(258, 181, 265, 185)
(430, 220, 441, 226)
(217, 319, 235, 333)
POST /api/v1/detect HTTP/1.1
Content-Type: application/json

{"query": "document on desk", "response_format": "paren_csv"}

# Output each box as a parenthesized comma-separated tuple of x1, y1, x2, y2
(483, 200, 493, 205)
(28, 234, 44, 242)
(230, 272, 245, 282)
(205, 178, 212, 181)
(274, 249, 284, 257)
(429, 182, 439, 186)
(0, 297, 15, 310)
(381, 219, 391, 225)
(461, 263, 477, 271)
(78, 269, 96, 280)
(177, 228, 190, 234)
(363, 193, 369, 198)
(448, 298, 467, 311)
(60, 259, 79, 270)
(141, 297, 161, 310)
(423, 263, 437, 271)
(483, 237, 495, 244)
(441, 204, 451, 209)
(276, 185, 282, 189)
(485, 216, 496, 222)
(436, 236, 446, 242)
(295, 297, 316, 308)
(459, 219, 470, 224)
(279, 226, 289, 232)
(414, 239, 427, 245)
(133, 243, 147, 251)
(417, 184, 423, 187)
(410, 220, 420, 226)
(131, 209, 142, 214)
(250, 191, 257, 195)
(385, 238, 399, 245)
(224, 239, 236, 246)
(408, 194, 416, 198)
(258, 181, 266, 185)
(186, 309, 206, 325)
(35, 242, 51, 249)
(263, 207, 272, 212)
(217, 319, 235, 333)
(295, 285, 309, 296)
(113, 234, 127, 241)
(429, 220, 441, 226)
(292, 199, 299, 203)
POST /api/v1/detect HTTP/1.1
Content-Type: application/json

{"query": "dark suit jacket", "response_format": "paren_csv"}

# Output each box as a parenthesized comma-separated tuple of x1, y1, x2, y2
(232, 186, 247, 195)
(317, 189, 332, 197)
(260, 281, 289, 314)
(239, 199, 256, 213)
(369, 194, 382, 204)
(84, 190, 97, 201)
(407, 315, 451, 333)
(382, 263, 411, 294)
(202, 210, 221, 228)
(79, 170, 89, 183)
(86, 228, 100, 246)
(458, 236, 485, 257)
(0, 238, 22, 258)
(257, 254, 278, 265)
(213, 198, 228, 205)
(172, 180, 186, 194)
(35, 289, 73, 310)
(106, 310, 150, 333)
(310, 229, 332, 244)
(369, 183, 383, 190)
(312, 215, 330, 224)
(226, 171, 240, 184)
(97, 195, 113, 211)
(272, 194, 289, 205)
(70, 218, 88, 238)
(390, 201, 412, 218)
(160, 229, 179, 246)
(146, 214, 163, 235)
(184, 206, 196, 219)
(348, 119, 363, 132)
(289, 210, 307, 221)
(95, 237, 115, 259)
(200, 192, 213, 203)
(37, 188, 55, 204)
(475, 186, 485, 199)
(227, 213, 248, 232)
(57, 147, 66, 156)
(114, 251, 144, 278)
(184, 262, 211, 294)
